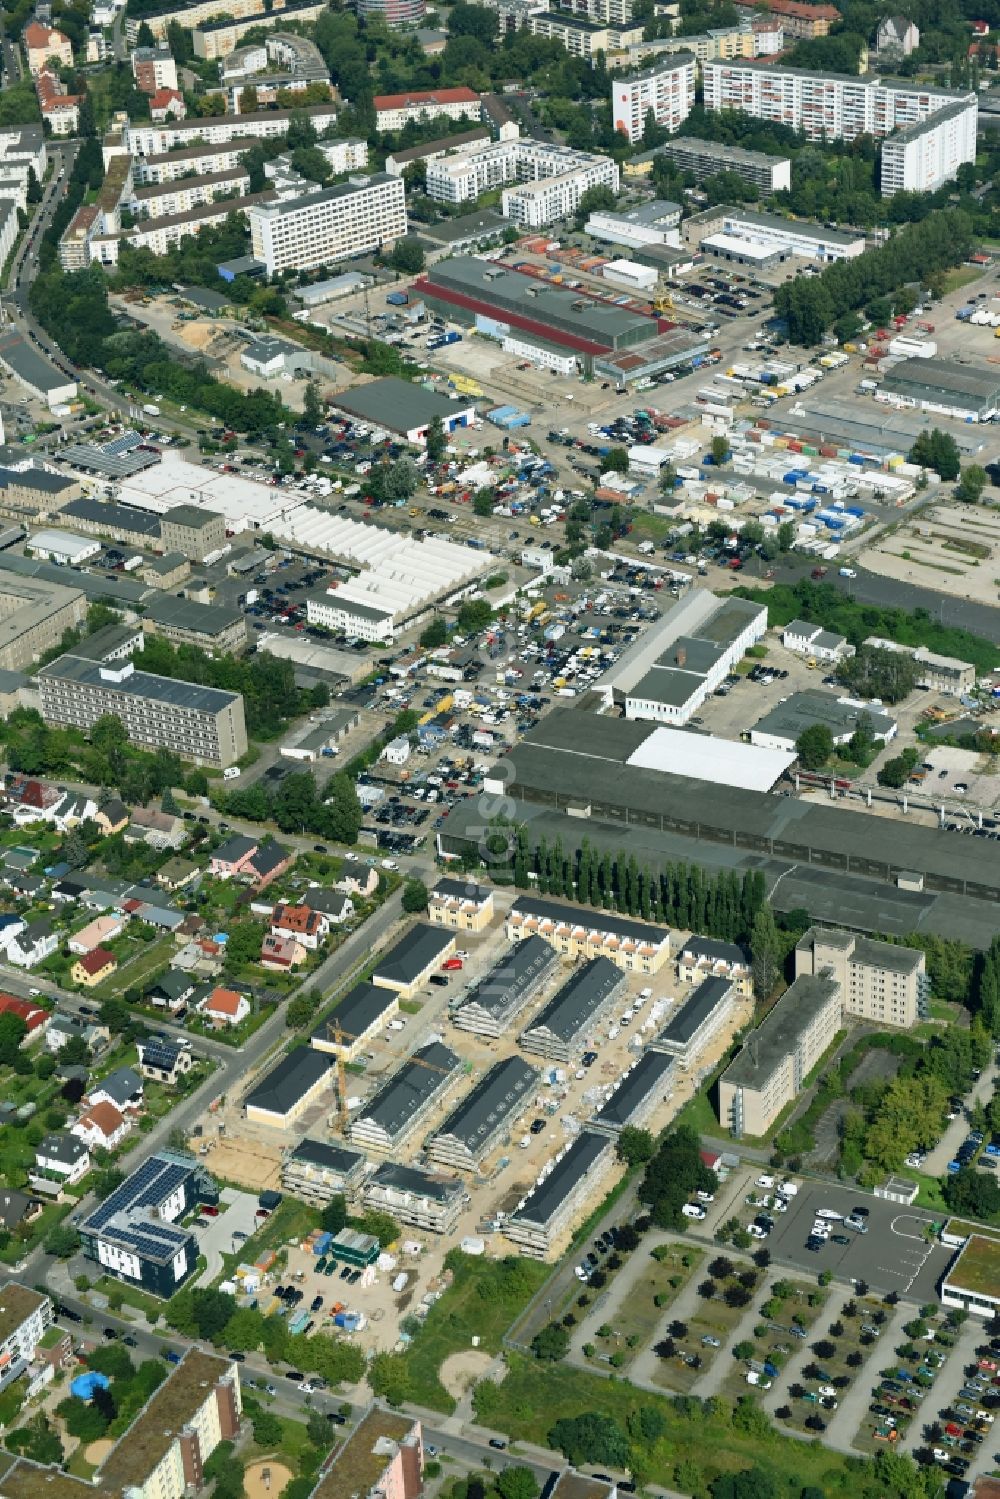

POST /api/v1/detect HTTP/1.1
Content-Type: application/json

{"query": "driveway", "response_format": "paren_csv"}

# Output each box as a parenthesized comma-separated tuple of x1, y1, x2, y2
(194, 1188, 261, 1284)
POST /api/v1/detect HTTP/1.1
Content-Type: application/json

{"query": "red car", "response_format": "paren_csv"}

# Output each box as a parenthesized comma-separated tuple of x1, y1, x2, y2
(441, 957, 464, 971)
(201, 1206, 220, 1217)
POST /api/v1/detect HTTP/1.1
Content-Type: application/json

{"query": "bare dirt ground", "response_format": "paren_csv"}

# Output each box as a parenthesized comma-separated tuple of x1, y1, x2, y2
(858, 501, 1000, 605)
(193, 1132, 283, 1190)
(439, 1350, 496, 1400)
(244, 1460, 293, 1499)
(84, 1440, 115, 1465)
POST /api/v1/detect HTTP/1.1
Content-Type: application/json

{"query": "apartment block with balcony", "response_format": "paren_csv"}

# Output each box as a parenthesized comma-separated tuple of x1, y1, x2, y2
(879, 97, 977, 194)
(795, 926, 928, 1027)
(0, 1285, 53, 1392)
(505, 894, 670, 974)
(373, 87, 481, 132)
(718, 974, 840, 1137)
(38, 656, 247, 768)
(122, 103, 338, 157)
(612, 54, 696, 144)
(528, 10, 643, 55)
(309, 1411, 423, 1499)
(249, 173, 406, 274)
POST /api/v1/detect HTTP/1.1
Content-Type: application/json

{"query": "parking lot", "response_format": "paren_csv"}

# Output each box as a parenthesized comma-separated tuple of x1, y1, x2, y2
(753, 1180, 954, 1303)
(192, 1187, 264, 1282)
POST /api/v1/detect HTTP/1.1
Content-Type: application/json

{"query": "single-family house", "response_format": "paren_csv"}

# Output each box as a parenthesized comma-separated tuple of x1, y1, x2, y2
(305, 887, 355, 925)
(68, 914, 128, 955)
(51, 792, 98, 831)
(146, 969, 196, 1011)
(7, 919, 58, 969)
(782, 619, 852, 664)
(155, 857, 201, 893)
(71, 1100, 130, 1152)
(1, 871, 45, 901)
(271, 902, 329, 951)
(172, 938, 224, 973)
(137, 1036, 193, 1084)
(336, 864, 379, 899)
(0, 1191, 42, 1231)
(95, 798, 130, 836)
(30, 1132, 90, 1192)
(260, 933, 306, 970)
(71, 947, 117, 989)
(244, 841, 293, 890)
(0, 915, 27, 955)
(125, 807, 186, 849)
(45, 1013, 109, 1055)
(87, 1065, 143, 1114)
(197, 986, 250, 1028)
(209, 834, 259, 879)
(0, 994, 49, 1041)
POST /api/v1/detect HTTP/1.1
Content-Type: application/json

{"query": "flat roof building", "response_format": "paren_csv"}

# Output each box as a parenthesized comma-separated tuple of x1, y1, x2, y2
(142, 594, 249, 656)
(452, 936, 558, 1038)
(426, 1056, 540, 1171)
(718, 973, 841, 1137)
(877, 356, 1000, 422)
(519, 956, 625, 1063)
(160, 503, 227, 561)
(941, 1233, 1000, 1319)
(504, 1130, 613, 1257)
(628, 134, 791, 192)
(38, 655, 248, 768)
(683, 203, 865, 264)
(361, 1161, 469, 1234)
(750, 690, 896, 753)
(330, 376, 477, 447)
(307, 1411, 423, 1499)
(280, 1138, 367, 1205)
(349, 1042, 462, 1153)
(795, 925, 928, 1028)
(249, 174, 407, 276)
(0, 575, 86, 672)
(651, 974, 736, 1066)
(243, 1046, 332, 1128)
(78, 1150, 206, 1297)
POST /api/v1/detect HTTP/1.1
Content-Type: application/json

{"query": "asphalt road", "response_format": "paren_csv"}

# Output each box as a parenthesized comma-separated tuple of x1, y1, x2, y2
(771, 557, 1000, 646)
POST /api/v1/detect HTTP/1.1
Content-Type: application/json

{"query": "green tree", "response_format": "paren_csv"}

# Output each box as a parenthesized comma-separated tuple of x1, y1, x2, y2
(547, 1412, 630, 1469)
(710, 434, 730, 466)
(250, 1410, 283, 1447)
(388, 237, 425, 274)
(44, 1223, 80, 1258)
(0, 1011, 27, 1065)
(531, 1322, 570, 1360)
(401, 878, 428, 913)
(496, 1469, 540, 1499)
(909, 427, 961, 481)
(604, 447, 629, 474)
(368, 1352, 410, 1405)
(303, 381, 323, 427)
(420, 617, 447, 648)
(616, 1126, 655, 1167)
(425, 416, 447, 463)
(795, 723, 834, 769)
(750, 901, 781, 999)
(957, 463, 988, 504)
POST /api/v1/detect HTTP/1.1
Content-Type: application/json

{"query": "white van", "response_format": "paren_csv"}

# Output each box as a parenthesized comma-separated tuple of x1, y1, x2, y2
(681, 1204, 706, 1221)
(223, 766, 241, 780)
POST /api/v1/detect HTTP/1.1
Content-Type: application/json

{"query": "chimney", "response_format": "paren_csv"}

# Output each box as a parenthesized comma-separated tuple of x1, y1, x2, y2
(674, 645, 687, 668)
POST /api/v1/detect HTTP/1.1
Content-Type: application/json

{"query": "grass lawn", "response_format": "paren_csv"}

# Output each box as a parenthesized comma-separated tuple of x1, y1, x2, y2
(92, 934, 175, 1000)
(474, 1353, 863, 1493)
(892, 1167, 949, 1214)
(402, 1256, 551, 1414)
(629, 512, 674, 541)
(66, 1449, 97, 1480)
(251, 1197, 320, 1256)
(94, 1276, 167, 1322)
(941, 265, 985, 293)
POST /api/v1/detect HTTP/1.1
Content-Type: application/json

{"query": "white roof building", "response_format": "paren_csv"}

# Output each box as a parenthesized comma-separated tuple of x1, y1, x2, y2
(114, 453, 304, 534)
(27, 528, 101, 565)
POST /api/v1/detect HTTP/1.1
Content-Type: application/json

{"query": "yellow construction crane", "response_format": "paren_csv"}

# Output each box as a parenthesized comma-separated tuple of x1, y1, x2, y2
(329, 1024, 456, 1133)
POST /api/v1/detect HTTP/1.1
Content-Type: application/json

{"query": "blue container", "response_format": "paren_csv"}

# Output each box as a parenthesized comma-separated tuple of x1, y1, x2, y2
(71, 1373, 110, 1400)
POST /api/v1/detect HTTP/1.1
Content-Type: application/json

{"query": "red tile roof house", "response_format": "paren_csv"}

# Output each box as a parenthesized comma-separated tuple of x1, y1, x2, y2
(71, 1100, 131, 1152)
(260, 933, 306, 970)
(0, 994, 49, 1042)
(197, 986, 251, 1028)
(271, 901, 328, 951)
(209, 834, 260, 879)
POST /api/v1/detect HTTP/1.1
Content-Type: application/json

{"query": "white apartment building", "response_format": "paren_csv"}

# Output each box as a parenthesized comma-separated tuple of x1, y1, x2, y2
(880, 97, 977, 195)
(318, 137, 369, 174)
(795, 927, 929, 1028)
(686, 204, 865, 263)
(132, 139, 263, 183)
(528, 11, 643, 56)
(373, 86, 481, 133)
(89, 192, 275, 265)
(428, 138, 618, 227)
(127, 168, 250, 220)
(0, 127, 47, 212)
(612, 53, 696, 144)
(0, 1285, 53, 1393)
(249, 173, 406, 274)
(123, 103, 338, 156)
(703, 59, 976, 153)
(561, 0, 634, 23)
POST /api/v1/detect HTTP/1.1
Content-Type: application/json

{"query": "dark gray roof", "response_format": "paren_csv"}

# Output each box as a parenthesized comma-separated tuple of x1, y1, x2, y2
(0, 464, 75, 494)
(509, 1131, 611, 1227)
(592, 1049, 674, 1129)
(355, 1042, 461, 1136)
(0, 328, 72, 394)
(287, 1138, 365, 1175)
(313, 981, 397, 1045)
(680, 934, 747, 965)
(655, 975, 732, 1048)
(753, 690, 895, 743)
(368, 1160, 464, 1202)
(432, 877, 492, 903)
(431, 1057, 538, 1152)
(38, 1131, 89, 1166)
(457, 936, 557, 1022)
(333, 377, 471, 435)
(60, 497, 162, 536)
(246, 840, 290, 879)
(510, 894, 669, 948)
(39, 655, 241, 714)
(522, 957, 623, 1045)
(95, 1066, 142, 1106)
(148, 969, 194, 1000)
(213, 834, 258, 864)
(373, 923, 455, 987)
(245, 1046, 331, 1116)
(722, 974, 839, 1089)
(143, 594, 242, 637)
(163, 504, 225, 531)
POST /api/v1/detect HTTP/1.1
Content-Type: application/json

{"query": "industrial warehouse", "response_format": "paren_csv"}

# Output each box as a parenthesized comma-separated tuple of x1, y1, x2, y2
(439, 706, 1000, 947)
(413, 255, 709, 384)
(876, 356, 1000, 421)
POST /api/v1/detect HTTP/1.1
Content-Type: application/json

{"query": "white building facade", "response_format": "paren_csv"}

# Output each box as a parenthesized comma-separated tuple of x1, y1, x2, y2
(879, 97, 978, 195)
(612, 53, 696, 144)
(249, 173, 406, 274)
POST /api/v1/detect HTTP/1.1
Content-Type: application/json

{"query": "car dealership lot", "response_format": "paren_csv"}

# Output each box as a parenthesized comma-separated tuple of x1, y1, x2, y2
(759, 1182, 954, 1303)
